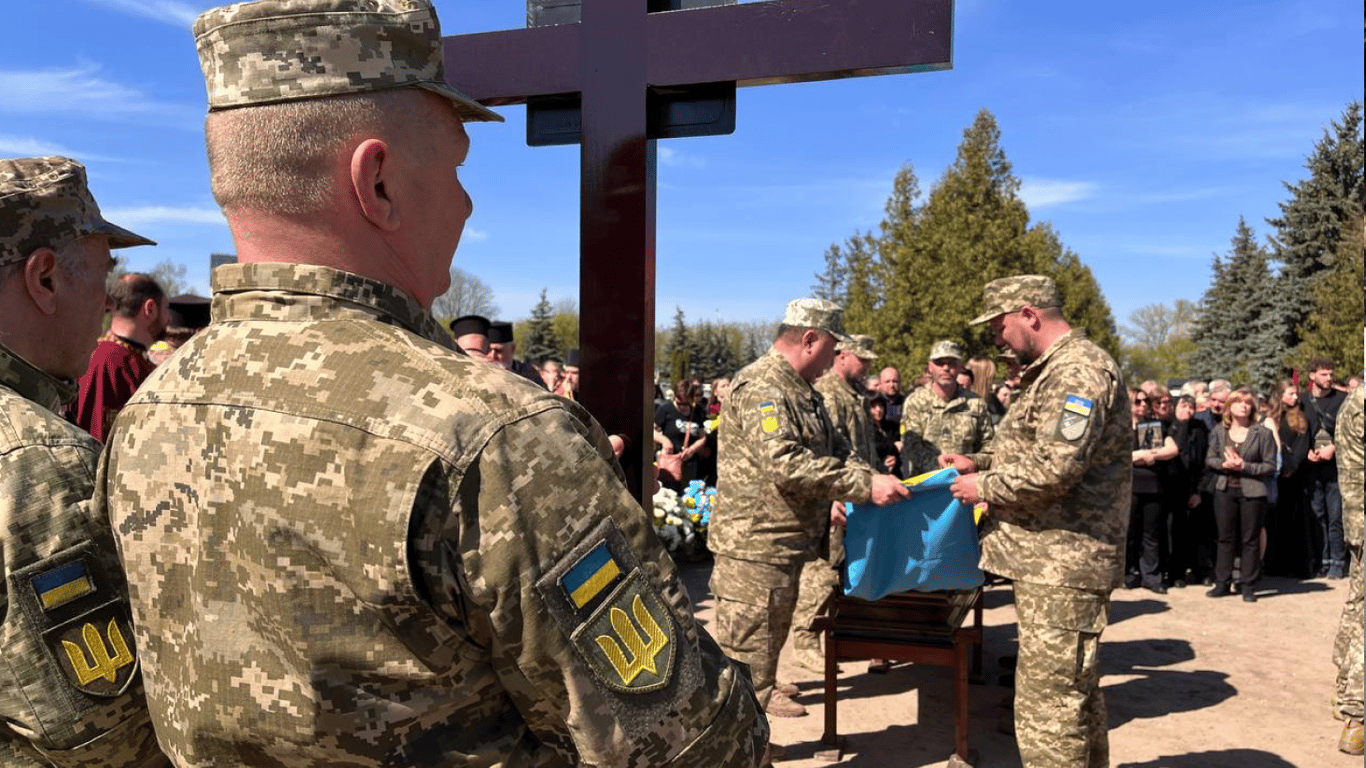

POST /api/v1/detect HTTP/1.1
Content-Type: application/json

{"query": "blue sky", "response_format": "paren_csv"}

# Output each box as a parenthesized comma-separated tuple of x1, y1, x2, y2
(2, 0, 1360, 333)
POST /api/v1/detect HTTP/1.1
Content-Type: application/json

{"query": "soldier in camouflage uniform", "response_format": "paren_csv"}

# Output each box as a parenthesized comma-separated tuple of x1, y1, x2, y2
(900, 339, 995, 478)
(1332, 381, 1363, 754)
(0, 157, 167, 766)
(711, 302, 909, 722)
(790, 334, 881, 673)
(943, 276, 1130, 768)
(96, 2, 767, 766)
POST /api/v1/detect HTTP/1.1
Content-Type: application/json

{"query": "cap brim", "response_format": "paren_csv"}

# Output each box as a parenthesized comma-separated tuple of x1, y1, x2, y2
(93, 220, 156, 250)
(968, 310, 1001, 326)
(419, 82, 504, 123)
(831, 330, 853, 344)
(855, 351, 878, 360)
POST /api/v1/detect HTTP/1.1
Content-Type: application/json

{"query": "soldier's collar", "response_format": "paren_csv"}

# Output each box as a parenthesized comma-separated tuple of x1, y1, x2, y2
(0, 341, 78, 413)
(1020, 329, 1085, 383)
(210, 262, 454, 348)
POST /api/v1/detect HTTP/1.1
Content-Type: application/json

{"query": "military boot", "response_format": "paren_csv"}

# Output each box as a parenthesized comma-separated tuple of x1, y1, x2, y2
(791, 629, 825, 673)
(1340, 719, 1364, 755)
(766, 690, 808, 718)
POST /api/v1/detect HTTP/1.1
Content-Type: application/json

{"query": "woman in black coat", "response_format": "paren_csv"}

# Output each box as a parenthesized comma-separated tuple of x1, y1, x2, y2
(1205, 389, 1278, 602)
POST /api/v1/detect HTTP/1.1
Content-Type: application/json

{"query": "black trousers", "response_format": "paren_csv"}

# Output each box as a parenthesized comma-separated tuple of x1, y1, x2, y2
(1213, 487, 1266, 586)
(1127, 492, 1167, 586)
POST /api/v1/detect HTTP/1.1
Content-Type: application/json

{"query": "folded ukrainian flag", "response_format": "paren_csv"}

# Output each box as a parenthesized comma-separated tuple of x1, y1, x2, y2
(841, 467, 984, 600)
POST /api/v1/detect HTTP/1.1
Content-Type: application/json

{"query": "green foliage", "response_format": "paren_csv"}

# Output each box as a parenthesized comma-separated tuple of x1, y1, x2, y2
(521, 288, 559, 364)
(1188, 218, 1285, 391)
(1297, 215, 1364, 377)
(1117, 299, 1196, 385)
(660, 307, 694, 383)
(826, 108, 1117, 379)
(1268, 100, 1364, 357)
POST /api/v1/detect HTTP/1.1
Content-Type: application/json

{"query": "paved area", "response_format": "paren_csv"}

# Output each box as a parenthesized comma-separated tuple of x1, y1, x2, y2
(679, 562, 1354, 768)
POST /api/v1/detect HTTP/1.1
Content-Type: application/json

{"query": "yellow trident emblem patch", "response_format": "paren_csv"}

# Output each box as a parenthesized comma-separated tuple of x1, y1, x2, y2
(63, 619, 135, 685)
(595, 594, 669, 685)
(573, 571, 676, 693)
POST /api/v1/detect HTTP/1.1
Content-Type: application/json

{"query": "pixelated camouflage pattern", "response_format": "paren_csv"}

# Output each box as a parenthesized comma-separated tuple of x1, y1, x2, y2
(99, 262, 765, 767)
(0, 343, 168, 767)
(899, 384, 995, 477)
(969, 274, 1062, 326)
(1333, 386, 1363, 721)
(708, 556, 801, 707)
(194, 0, 502, 122)
(835, 333, 877, 361)
(710, 349, 872, 565)
(969, 330, 1131, 591)
(780, 298, 851, 342)
(0, 156, 153, 268)
(814, 369, 877, 467)
(928, 339, 964, 361)
(1013, 581, 1110, 768)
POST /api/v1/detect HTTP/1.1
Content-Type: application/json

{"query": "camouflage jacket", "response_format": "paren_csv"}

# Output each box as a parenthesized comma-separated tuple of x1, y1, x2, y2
(0, 344, 167, 767)
(899, 384, 995, 477)
(966, 330, 1130, 591)
(814, 369, 878, 466)
(1338, 387, 1364, 546)
(98, 263, 767, 768)
(711, 349, 872, 564)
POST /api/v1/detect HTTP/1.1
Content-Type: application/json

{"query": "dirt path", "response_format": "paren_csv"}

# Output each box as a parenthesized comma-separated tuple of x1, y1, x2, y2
(679, 563, 1354, 768)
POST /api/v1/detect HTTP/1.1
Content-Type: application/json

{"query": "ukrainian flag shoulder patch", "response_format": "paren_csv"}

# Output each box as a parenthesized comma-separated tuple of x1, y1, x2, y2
(562, 543, 624, 611)
(759, 400, 780, 435)
(32, 561, 95, 611)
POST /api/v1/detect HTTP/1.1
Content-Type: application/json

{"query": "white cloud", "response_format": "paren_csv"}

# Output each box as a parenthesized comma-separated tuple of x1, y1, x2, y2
(0, 64, 196, 122)
(462, 227, 489, 241)
(81, 0, 199, 27)
(101, 206, 227, 227)
(0, 134, 84, 157)
(1018, 178, 1096, 209)
(659, 145, 707, 169)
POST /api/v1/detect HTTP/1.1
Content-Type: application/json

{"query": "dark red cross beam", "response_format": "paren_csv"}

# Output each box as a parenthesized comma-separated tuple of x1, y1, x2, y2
(444, 0, 952, 503)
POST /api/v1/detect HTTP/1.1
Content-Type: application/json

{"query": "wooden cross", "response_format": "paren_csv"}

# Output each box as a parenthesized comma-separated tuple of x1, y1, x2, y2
(444, 0, 952, 503)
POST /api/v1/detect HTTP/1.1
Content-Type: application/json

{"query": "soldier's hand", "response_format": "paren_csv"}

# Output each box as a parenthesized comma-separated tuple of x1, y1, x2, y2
(950, 472, 982, 505)
(830, 500, 847, 525)
(939, 453, 976, 473)
(869, 473, 911, 506)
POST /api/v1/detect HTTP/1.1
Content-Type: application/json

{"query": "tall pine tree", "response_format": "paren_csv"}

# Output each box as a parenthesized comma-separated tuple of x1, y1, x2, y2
(1267, 101, 1364, 358)
(522, 288, 559, 364)
(661, 307, 693, 383)
(1189, 218, 1284, 391)
(1298, 213, 1364, 376)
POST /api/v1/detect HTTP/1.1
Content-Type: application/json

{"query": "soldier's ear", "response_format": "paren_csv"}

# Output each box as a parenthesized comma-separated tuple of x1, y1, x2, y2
(21, 248, 61, 316)
(351, 139, 400, 233)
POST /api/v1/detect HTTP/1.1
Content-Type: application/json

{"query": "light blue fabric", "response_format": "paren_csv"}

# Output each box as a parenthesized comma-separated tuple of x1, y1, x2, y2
(842, 467, 984, 600)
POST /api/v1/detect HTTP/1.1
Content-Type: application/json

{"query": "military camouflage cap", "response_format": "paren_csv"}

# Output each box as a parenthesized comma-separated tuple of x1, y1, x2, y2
(783, 297, 852, 342)
(194, 0, 503, 122)
(968, 274, 1061, 325)
(837, 333, 878, 360)
(928, 339, 964, 362)
(0, 156, 155, 269)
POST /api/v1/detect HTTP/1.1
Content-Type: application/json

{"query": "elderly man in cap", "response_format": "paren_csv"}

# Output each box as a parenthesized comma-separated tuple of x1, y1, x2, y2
(0, 156, 167, 765)
(788, 332, 883, 672)
(711, 300, 909, 725)
(488, 320, 546, 387)
(900, 339, 995, 478)
(96, 2, 767, 766)
(941, 275, 1129, 768)
(449, 313, 492, 361)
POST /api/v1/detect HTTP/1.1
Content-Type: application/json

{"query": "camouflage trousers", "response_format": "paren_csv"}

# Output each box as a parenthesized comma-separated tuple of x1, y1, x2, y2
(792, 524, 845, 650)
(710, 554, 803, 707)
(1013, 581, 1111, 768)
(1334, 542, 1364, 721)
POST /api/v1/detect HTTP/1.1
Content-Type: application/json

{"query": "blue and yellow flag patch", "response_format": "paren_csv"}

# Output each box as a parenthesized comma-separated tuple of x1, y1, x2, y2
(1064, 394, 1093, 417)
(32, 561, 95, 611)
(562, 543, 624, 610)
(759, 401, 780, 435)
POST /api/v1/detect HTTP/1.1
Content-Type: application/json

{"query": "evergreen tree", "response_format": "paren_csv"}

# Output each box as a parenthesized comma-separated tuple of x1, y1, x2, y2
(522, 288, 559, 364)
(859, 109, 1116, 375)
(1267, 101, 1365, 357)
(838, 231, 881, 336)
(1189, 218, 1284, 391)
(1298, 214, 1365, 376)
(811, 243, 846, 304)
(661, 307, 692, 383)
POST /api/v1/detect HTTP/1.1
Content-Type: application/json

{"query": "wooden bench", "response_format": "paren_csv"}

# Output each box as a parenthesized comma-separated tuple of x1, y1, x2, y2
(812, 588, 984, 762)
